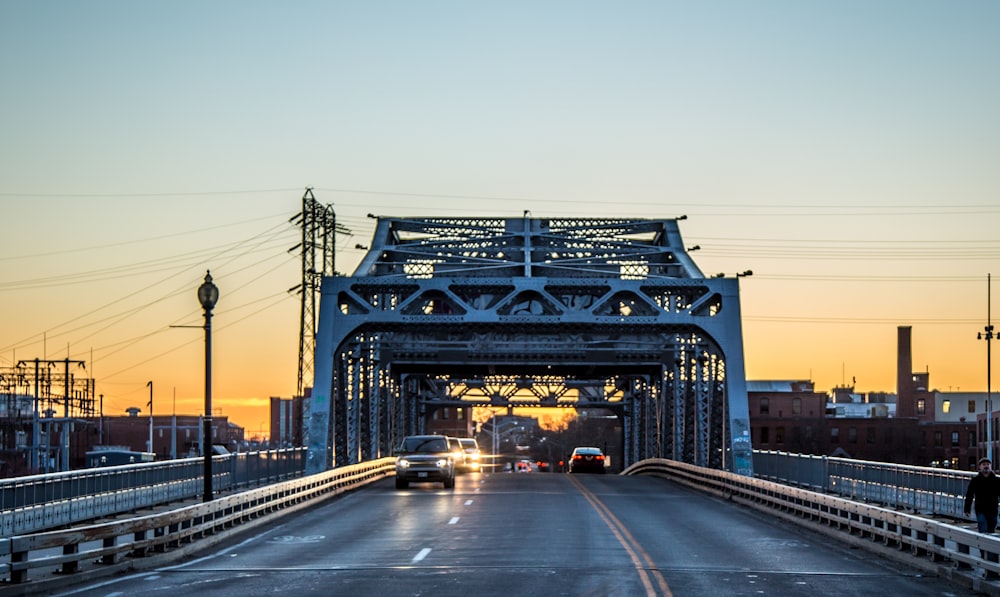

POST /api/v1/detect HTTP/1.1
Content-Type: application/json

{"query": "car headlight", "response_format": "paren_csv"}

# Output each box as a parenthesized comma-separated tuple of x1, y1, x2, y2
(436, 459, 448, 468)
(397, 459, 411, 469)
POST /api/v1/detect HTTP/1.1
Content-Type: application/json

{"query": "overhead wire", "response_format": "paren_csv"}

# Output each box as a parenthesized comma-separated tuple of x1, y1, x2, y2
(0, 219, 297, 353)
(0, 210, 293, 263)
(97, 290, 293, 414)
(1, 216, 299, 390)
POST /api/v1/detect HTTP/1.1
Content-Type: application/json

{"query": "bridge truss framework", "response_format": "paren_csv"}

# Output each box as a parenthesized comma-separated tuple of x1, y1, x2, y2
(305, 216, 753, 476)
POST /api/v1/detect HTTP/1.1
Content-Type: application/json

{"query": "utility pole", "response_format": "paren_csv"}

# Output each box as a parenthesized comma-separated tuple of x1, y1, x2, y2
(17, 357, 86, 473)
(289, 188, 352, 458)
(291, 188, 348, 400)
(146, 381, 154, 455)
(980, 274, 996, 462)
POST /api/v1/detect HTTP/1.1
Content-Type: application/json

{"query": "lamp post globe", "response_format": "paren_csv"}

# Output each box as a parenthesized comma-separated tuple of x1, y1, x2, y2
(198, 271, 220, 311)
(199, 270, 219, 502)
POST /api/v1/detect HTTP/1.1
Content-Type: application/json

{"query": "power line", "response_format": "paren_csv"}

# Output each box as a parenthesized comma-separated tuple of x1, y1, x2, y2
(0, 188, 301, 198)
(0, 222, 297, 353)
(745, 315, 980, 325)
(0, 211, 294, 263)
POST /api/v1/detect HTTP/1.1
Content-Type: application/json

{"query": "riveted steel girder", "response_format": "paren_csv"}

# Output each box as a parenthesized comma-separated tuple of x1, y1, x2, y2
(305, 217, 753, 476)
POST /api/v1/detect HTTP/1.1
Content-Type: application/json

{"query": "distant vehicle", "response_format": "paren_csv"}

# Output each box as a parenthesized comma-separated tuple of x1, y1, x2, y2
(569, 447, 606, 474)
(394, 435, 456, 489)
(458, 438, 481, 472)
(447, 437, 466, 473)
(516, 459, 533, 472)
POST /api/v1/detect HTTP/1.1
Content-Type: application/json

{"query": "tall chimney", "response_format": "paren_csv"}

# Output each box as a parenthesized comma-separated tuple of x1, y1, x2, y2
(896, 326, 914, 417)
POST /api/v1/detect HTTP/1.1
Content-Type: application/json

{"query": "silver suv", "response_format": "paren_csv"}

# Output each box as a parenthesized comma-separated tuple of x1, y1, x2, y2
(395, 435, 456, 489)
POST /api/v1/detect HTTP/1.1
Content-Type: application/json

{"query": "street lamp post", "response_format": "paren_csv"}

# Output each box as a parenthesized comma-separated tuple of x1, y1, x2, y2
(980, 273, 995, 462)
(146, 381, 153, 455)
(198, 271, 219, 502)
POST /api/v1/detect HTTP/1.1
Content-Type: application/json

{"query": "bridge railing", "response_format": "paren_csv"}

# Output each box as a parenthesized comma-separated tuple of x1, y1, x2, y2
(0, 448, 306, 536)
(625, 458, 1000, 591)
(752, 450, 974, 518)
(0, 457, 394, 589)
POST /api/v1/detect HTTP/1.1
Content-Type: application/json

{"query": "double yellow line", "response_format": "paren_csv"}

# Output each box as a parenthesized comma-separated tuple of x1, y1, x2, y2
(568, 475, 673, 597)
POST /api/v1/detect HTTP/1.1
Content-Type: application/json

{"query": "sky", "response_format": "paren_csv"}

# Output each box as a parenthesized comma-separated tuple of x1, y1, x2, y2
(1, 2, 998, 434)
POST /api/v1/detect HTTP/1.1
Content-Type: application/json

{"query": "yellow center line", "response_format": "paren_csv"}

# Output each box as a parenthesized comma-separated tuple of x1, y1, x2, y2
(568, 475, 673, 597)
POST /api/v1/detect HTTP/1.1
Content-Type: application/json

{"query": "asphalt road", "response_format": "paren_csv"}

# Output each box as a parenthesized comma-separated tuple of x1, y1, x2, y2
(53, 471, 970, 597)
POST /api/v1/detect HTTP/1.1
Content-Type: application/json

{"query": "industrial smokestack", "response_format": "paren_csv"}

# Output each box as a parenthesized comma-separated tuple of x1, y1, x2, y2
(897, 326, 913, 417)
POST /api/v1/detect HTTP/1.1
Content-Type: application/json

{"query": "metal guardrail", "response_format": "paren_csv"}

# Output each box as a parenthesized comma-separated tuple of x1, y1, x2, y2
(0, 448, 306, 535)
(625, 458, 1000, 595)
(752, 450, 974, 519)
(0, 457, 395, 591)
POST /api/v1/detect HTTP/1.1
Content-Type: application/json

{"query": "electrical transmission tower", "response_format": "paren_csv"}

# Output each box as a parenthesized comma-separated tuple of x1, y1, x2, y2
(291, 188, 350, 399)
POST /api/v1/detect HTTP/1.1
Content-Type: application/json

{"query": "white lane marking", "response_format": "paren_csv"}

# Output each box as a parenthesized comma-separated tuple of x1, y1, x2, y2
(413, 548, 432, 562)
(449, 517, 460, 524)
(464, 499, 474, 506)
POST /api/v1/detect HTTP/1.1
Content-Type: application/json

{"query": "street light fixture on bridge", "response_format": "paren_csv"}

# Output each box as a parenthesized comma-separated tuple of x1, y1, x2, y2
(198, 271, 219, 502)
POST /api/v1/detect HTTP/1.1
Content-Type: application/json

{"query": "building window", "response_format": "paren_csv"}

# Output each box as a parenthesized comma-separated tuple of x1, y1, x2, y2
(792, 398, 801, 415)
(969, 400, 977, 413)
(848, 427, 857, 443)
(760, 427, 770, 443)
(917, 399, 926, 415)
(830, 428, 840, 443)
(760, 397, 769, 416)
(951, 431, 960, 447)
(775, 427, 784, 444)
(942, 400, 951, 414)
(934, 431, 942, 447)
(970, 431, 977, 448)
(867, 428, 876, 444)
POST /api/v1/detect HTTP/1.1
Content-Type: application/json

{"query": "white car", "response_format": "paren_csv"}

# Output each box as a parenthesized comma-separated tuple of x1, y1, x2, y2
(458, 438, 481, 472)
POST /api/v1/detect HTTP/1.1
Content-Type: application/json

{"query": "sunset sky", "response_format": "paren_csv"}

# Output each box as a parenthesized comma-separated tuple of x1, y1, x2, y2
(2, 2, 998, 434)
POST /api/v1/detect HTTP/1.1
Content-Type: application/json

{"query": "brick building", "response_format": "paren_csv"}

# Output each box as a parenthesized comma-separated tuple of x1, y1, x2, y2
(424, 405, 475, 439)
(270, 395, 304, 448)
(68, 411, 243, 469)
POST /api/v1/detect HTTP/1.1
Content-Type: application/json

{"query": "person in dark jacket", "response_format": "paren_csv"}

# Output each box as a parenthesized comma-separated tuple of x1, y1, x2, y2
(965, 457, 1000, 533)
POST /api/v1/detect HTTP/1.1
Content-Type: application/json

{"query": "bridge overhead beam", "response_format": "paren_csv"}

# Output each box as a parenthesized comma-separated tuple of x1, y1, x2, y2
(305, 217, 752, 475)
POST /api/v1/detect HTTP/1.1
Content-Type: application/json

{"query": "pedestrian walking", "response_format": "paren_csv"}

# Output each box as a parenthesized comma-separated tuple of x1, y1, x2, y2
(965, 457, 1000, 533)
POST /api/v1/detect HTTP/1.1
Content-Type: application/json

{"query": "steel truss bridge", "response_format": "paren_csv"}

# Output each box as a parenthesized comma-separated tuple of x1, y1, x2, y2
(305, 216, 753, 476)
